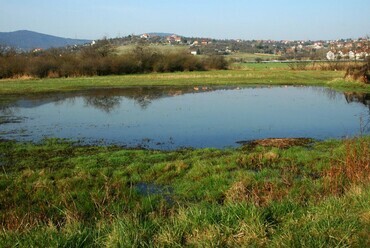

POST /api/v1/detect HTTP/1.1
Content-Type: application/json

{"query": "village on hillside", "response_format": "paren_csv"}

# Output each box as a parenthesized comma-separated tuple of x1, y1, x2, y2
(118, 33, 370, 61)
(1, 31, 369, 62)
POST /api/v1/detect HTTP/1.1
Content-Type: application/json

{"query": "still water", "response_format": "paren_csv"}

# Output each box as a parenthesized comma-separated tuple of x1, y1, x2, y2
(0, 86, 369, 149)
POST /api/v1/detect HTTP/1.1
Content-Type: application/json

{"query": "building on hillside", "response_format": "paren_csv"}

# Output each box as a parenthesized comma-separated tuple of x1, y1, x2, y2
(326, 51, 335, 60)
(348, 51, 355, 60)
(312, 43, 323, 49)
(356, 52, 369, 60)
(174, 35, 182, 42)
(140, 33, 150, 39)
(166, 35, 182, 44)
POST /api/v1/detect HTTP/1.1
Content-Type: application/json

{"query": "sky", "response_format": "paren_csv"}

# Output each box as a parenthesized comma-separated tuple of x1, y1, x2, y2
(1, 0, 370, 40)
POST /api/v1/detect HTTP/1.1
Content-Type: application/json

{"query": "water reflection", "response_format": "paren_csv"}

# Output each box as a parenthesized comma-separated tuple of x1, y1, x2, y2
(2, 86, 370, 114)
(1, 86, 218, 113)
(343, 92, 370, 132)
(311, 87, 342, 101)
(0, 98, 19, 124)
(344, 92, 370, 109)
(83, 96, 121, 113)
(0, 86, 369, 149)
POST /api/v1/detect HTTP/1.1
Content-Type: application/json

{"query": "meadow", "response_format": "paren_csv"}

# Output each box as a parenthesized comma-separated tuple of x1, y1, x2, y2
(0, 64, 369, 247)
(1, 63, 369, 96)
(226, 52, 281, 62)
(0, 137, 369, 247)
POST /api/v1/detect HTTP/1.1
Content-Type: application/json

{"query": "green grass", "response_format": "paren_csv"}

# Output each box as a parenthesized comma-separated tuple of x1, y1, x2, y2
(116, 44, 188, 55)
(231, 62, 290, 70)
(226, 52, 281, 62)
(0, 137, 369, 247)
(1, 67, 369, 95)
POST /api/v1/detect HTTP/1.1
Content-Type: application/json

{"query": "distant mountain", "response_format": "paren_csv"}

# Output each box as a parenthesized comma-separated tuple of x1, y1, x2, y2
(0, 30, 91, 51)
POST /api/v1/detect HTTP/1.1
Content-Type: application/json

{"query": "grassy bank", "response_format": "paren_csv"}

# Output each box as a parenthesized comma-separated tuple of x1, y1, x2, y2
(1, 65, 369, 95)
(0, 137, 369, 247)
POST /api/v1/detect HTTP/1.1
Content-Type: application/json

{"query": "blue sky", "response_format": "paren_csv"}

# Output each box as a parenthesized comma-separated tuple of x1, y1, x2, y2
(1, 0, 369, 40)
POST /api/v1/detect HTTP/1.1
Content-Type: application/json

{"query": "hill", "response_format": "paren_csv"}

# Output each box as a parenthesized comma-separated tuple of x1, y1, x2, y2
(0, 30, 91, 51)
(146, 32, 177, 37)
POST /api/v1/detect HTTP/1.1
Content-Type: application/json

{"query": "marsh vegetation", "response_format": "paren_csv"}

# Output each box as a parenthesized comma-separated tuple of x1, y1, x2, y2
(0, 137, 369, 247)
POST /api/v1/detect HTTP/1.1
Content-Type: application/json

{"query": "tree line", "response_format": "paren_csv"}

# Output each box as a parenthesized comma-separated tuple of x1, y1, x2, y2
(0, 41, 228, 79)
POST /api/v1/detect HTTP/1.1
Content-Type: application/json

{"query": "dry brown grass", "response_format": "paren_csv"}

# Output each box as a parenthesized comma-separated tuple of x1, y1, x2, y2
(308, 61, 365, 71)
(224, 180, 288, 207)
(324, 139, 370, 195)
(240, 138, 313, 149)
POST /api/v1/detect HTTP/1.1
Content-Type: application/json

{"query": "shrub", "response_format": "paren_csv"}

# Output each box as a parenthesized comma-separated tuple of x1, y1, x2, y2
(0, 56, 27, 78)
(110, 56, 140, 74)
(0, 45, 228, 79)
(344, 58, 369, 83)
(59, 55, 80, 77)
(27, 56, 59, 78)
(203, 55, 228, 70)
(255, 58, 263, 63)
(287, 61, 309, 70)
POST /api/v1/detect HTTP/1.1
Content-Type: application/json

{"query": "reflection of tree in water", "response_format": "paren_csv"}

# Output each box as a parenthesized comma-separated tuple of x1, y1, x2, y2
(0, 99, 21, 124)
(81, 87, 208, 111)
(0, 101, 15, 115)
(54, 96, 77, 106)
(344, 92, 370, 133)
(1, 86, 227, 115)
(135, 96, 152, 109)
(83, 96, 121, 113)
(311, 87, 342, 101)
(117, 87, 179, 109)
(344, 92, 370, 109)
(312, 89, 370, 131)
(121, 87, 215, 109)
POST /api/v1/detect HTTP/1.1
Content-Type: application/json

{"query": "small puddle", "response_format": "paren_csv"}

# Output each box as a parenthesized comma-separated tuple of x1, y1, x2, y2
(135, 182, 174, 204)
(135, 182, 174, 205)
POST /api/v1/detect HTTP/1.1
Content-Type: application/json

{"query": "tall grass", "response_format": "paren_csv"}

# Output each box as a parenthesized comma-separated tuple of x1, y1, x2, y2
(324, 138, 370, 195)
(0, 137, 369, 246)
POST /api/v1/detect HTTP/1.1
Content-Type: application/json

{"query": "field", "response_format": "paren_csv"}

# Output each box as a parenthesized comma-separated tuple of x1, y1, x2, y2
(1, 64, 369, 95)
(116, 44, 188, 55)
(0, 66, 370, 247)
(0, 137, 369, 247)
(117, 45, 280, 62)
(226, 52, 281, 62)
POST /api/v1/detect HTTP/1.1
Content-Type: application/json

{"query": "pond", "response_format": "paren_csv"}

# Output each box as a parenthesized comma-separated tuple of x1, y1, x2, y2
(0, 86, 369, 149)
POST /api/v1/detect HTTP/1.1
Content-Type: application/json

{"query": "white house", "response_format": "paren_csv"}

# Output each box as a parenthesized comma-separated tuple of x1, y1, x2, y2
(326, 51, 335, 60)
(348, 51, 355, 60)
(355, 52, 368, 60)
(140, 34, 150, 39)
(312, 43, 323, 49)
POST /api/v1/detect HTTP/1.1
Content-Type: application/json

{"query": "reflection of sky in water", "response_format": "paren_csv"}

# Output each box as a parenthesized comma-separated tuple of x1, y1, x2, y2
(1, 86, 369, 149)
